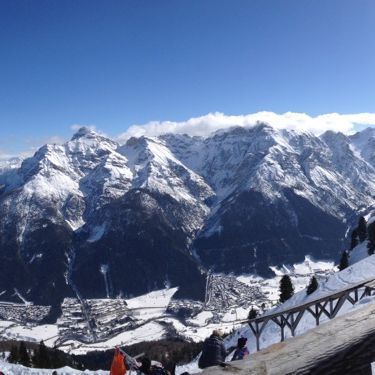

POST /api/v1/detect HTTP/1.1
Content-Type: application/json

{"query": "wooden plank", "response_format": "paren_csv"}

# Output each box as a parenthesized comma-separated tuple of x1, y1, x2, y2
(259, 320, 269, 335)
(291, 310, 304, 333)
(331, 295, 347, 319)
(347, 293, 356, 305)
(307, 306, 317, 319)
(317, 300, 330, 319)
(249, 322, 257, 336)
(255, 321, 260, 351)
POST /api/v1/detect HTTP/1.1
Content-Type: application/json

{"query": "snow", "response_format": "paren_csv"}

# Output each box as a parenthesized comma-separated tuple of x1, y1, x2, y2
(186, 311, 213, 326)
(348, 214, 375, 265)
(176, 356, 201, 375)
(237, 256, 335, 305)
(349, 240, 369, 265)
(163, 316, 241, 344)
(126, 287, 178, 309)
(0, 359, 107, 374)
(266, 254, 375, 316)
(3, 124, 375, 247)
(222, 253, 375, 355)
(59, 321, 167, 355)
(124, 288, 178, 322)
(0, 324, 59, 346)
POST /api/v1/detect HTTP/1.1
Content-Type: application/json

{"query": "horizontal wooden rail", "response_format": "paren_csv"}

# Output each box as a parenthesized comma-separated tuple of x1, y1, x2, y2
(248, 278, 375, 351)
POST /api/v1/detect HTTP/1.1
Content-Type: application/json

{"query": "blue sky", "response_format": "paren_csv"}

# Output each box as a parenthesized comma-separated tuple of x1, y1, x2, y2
(1, 0, 375, 157)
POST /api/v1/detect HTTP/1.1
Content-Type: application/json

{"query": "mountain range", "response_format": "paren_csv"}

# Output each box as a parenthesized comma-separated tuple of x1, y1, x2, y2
(1, 124, 375, 309)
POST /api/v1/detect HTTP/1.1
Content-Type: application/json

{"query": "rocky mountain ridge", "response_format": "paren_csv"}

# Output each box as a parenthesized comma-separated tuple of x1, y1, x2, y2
(1, 124, 375, 307)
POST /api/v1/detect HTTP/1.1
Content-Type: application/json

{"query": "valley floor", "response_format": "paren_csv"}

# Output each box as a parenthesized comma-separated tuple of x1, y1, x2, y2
(0, 257, 334, 356)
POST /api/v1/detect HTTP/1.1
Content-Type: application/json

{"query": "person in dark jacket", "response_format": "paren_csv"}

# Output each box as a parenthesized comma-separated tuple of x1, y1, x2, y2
(198, 330, 227, 369)
(231, 337, 249, 361)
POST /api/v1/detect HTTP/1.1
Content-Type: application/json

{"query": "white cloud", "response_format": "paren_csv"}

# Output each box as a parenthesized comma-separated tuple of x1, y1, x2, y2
(70, 124, 97, 132)
(0, 135, 68, 163)
(116, 112, 375, 143)
(0, 151, 16, 161)
(70, 124, 109, 138)
(25, 135, 66, 148)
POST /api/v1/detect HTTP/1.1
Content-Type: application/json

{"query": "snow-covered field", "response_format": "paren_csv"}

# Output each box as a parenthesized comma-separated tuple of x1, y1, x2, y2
(237, 256, 336, 306)
(0, 360, 107, 374)
(0, 322, 58, 345)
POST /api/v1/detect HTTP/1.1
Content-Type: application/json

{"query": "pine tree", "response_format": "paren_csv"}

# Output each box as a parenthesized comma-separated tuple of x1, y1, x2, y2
(366, 221, 375, 256)
(338, 251, 349, 271)
(350, 229, 359, 250)
(50, 345, 65, 368)
(248, 307, 258, 320)
(8, 344, 19, 364)
(33, 341, 50, 369)
(18, 341, 30, 367)
(306, 276, 318, 295)
(279, 275, 294, 303)
(357, 216, 367, 242)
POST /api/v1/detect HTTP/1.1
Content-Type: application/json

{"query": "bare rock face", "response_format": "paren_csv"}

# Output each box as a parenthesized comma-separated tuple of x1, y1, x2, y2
(1, 125, 375, 307)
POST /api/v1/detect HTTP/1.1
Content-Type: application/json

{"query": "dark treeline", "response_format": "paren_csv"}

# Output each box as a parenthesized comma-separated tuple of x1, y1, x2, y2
(76, 338, 203, 371)
(1, 340, 83, 370)
(1, 338, 203, 371)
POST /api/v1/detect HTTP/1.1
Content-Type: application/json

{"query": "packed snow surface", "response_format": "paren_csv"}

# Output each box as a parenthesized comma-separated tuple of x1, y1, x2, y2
(0, 360, 107, 374)
(126, 287, 178, 309)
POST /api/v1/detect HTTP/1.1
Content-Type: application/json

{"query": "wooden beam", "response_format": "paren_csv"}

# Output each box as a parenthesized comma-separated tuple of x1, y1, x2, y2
(317, 300, 330, 319)
(291, 310, 304, 335)
(255, 321, 260, 351)
(331, 295, 347, 319)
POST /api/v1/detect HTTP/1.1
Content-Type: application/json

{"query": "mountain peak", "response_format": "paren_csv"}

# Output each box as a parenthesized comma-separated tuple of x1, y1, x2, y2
(71, 126, 99, 140)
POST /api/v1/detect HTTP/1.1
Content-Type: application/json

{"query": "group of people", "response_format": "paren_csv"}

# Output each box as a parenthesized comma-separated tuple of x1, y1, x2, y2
(198, 330, 249, 369)
(110, 329, 250, 375)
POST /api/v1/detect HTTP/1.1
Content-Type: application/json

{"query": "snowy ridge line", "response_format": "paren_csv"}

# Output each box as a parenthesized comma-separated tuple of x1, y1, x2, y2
(261, 274, 375, 318)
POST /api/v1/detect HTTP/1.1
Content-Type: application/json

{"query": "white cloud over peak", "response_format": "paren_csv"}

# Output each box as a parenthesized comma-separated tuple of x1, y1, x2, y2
(70, 124, 97, 132)
(117, 112, 375, 142)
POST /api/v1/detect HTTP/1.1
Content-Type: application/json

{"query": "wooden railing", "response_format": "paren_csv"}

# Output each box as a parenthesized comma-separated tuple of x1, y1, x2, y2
(248, 278, 375, 351)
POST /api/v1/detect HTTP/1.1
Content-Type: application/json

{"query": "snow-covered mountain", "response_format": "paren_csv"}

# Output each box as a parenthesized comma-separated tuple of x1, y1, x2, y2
(1, 124, 375, 308)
